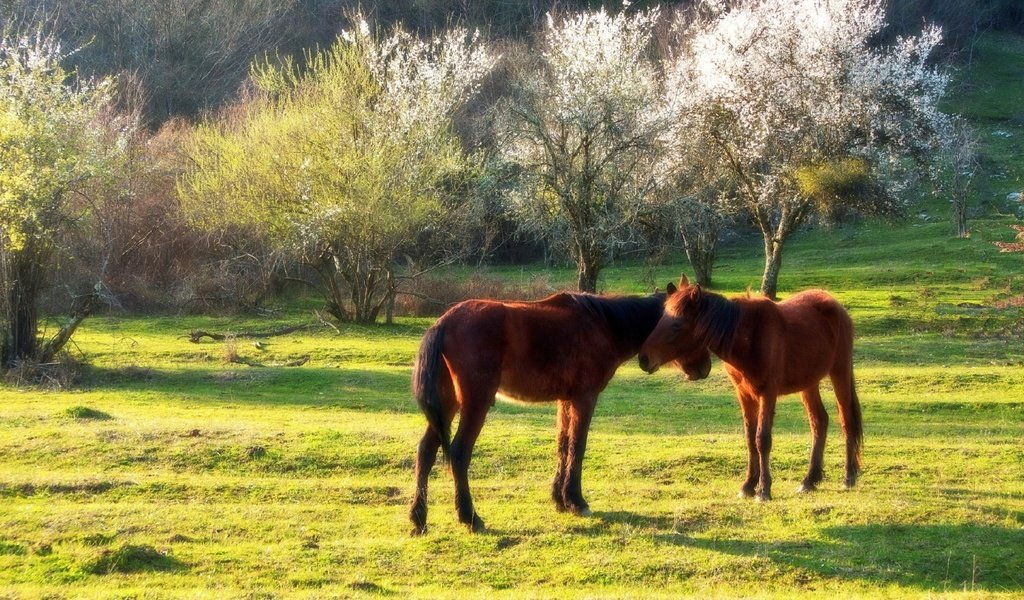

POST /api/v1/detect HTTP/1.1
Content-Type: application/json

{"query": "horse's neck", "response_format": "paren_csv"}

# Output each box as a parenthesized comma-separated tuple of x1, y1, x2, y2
(700, 293, 743, 360)
(587, 294, 664, 353)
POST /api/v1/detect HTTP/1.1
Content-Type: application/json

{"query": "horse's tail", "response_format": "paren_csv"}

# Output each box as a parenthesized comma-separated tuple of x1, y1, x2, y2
(835, 308, 864, 481)
(413, 323, 451, 461)
(845, 377, 864, 470)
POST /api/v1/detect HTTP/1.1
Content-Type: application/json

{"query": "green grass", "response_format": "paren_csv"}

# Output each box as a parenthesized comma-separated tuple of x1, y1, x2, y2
(1, 223, 1021, 598)
(946, 32, 1024, 208)
(2, 34, 1024, 599)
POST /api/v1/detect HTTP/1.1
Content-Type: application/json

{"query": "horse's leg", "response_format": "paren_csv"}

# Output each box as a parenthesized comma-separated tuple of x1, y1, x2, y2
(561, 397, 596, 516)
(551, 400, 570, 511)
(755, 394, 777, 502)
(450, 390, 491, 532)
(410, 364, 457, 535)
(830, 362, 863, 489)
(737, 391, 760, 498)
(410, 425, 441, 535)
(797, 385, 828, 493)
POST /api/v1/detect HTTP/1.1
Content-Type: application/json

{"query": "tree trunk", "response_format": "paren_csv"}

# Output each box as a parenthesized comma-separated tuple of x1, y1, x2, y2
(953, 193, 969, 238)
(384, 271, 396, 325)
(691, 253, 714, 288)
(576, 260, 600, 293)
(39, 290, 99, 363)
(760, 235, 784, 300)
(572, 234, 604, 293)
(682, 233, 716, 288)
(1, 254, 43, 368)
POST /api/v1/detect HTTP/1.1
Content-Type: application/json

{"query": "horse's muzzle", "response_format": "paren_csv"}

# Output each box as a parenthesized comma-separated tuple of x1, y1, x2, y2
(683, 356, 712, 381)
(638, 353, 659, 374)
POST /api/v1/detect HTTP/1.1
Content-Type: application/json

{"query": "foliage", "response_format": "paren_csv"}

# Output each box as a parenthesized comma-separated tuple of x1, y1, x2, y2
(937, 118, 981, 238)
(0, 26, 130, 367)
(499, 7, 666, 292)
(179, 20, 495, 323)
(656, 101, 739, 288)
(793, 157, 880, 224)
(1, 0, 325, 122)
(1, 1, 1018, 126)
(664, 0, 953, 298)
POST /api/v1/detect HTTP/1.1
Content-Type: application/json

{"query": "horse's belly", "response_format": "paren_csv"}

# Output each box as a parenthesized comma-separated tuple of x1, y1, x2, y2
(779, 360, 832, 394)
(497, 361, 600, 403)
(495, 388, 555, 405)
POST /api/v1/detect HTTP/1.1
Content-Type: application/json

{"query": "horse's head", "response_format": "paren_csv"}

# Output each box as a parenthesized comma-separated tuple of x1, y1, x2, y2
(638, 274, 713, 380)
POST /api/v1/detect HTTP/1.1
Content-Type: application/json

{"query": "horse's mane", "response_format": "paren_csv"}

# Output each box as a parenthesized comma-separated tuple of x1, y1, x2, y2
(695, 291, 742, 355)
(570, 292, 665, 347)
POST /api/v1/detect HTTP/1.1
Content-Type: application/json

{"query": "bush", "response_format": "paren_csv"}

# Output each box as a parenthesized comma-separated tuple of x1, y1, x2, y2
(2, 354, 83, 390)
(396, 273, 555, 316)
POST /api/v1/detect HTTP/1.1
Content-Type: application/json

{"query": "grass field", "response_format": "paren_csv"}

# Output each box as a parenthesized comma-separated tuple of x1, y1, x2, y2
(2, 35, 1024, 599)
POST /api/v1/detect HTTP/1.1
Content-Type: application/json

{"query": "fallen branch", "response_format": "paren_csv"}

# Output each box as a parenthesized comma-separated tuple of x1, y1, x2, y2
(188, 323, 316, 343)
(313, 310, 340, 334)
(39, 289, 100, 363)
(228, 354, 310, 368)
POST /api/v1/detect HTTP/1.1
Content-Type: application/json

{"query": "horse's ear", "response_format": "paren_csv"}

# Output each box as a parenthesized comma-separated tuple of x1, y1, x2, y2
(690, 284, 703, 305)
(666, 282, 677, 294)
(678, 274, 689, 289)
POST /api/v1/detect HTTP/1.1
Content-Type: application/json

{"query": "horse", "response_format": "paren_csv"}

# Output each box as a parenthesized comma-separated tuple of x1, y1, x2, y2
(637, 275, 863, 501)
(409, 284, 707, 534)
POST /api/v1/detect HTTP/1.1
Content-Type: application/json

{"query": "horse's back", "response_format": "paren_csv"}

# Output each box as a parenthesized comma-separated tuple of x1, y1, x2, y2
(772, 290, 853, 391)
(433, 293, 633, 402)
(779, 290, 849, 327)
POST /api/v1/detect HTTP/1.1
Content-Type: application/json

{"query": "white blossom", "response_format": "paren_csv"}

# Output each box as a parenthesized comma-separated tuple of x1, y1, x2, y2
(343, 19, 496, 138)
(662, 0, 952, 296)
(499, 7, 667, 290)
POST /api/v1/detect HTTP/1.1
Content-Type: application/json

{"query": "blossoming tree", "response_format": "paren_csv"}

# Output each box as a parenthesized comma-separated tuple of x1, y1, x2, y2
(665, 0, 952, 298)
(1, 28, 129, 368)
(500, 8, 665, 293)
(179, 21, 495, 323)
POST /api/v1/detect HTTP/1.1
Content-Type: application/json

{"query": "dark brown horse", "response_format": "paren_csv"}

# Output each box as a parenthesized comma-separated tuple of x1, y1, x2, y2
(410, 285, 704, 534)
(638, 276, 863, 501)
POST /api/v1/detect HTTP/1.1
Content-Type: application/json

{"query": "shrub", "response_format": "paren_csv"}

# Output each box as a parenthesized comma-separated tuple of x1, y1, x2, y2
(396, 273, 555, 317)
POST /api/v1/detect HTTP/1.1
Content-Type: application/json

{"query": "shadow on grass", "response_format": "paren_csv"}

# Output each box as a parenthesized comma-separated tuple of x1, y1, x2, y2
(594, 510, 681, 530)
(79, 365, 419, 413)
(658, 523, 1024, 592)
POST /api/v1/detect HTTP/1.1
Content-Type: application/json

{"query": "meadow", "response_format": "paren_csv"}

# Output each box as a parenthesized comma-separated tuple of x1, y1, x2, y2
(2, 34, 1024, 599)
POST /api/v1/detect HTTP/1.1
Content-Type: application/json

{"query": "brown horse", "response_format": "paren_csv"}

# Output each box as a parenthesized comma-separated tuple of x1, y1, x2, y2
(410, 285, 706, 534)
(638, 276, 863, 501)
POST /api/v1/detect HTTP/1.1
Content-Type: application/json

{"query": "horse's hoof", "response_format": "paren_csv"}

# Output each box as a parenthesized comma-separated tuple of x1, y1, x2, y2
(565, 502, 592, 517)
(468, 514, 486, 533)
(843, 475, 858, 489)
(737, 488, 756, 499)
(796, 483, 816, 494)
(409, 509, 427, 536)
(756, 492, 772, 502)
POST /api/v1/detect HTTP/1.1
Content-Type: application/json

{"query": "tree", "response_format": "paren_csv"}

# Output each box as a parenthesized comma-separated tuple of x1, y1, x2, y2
(499, 8, 666, 293)
(664, 186, 731, 289)
(943, 118, 981, 239)
(665, 0, 952, 298)
(179, 20, 495, 323)
(656, 111, 737, 288)
(1, 26, 131, 368)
